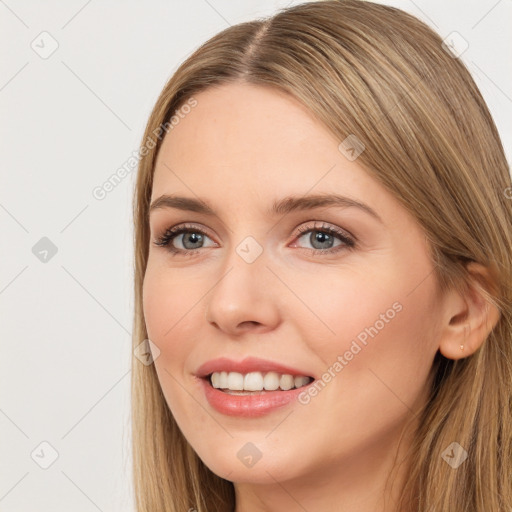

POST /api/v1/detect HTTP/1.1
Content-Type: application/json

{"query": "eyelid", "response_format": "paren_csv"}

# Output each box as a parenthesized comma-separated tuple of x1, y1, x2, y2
(291, 221, 356, 251)
(153, 222, 216, 248)
(293, 220, 355, 240)
(153, 220, 356, 255)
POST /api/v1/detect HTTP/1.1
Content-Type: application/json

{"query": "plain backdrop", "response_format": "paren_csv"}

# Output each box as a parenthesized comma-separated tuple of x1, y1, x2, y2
(1, 1, 510, 510)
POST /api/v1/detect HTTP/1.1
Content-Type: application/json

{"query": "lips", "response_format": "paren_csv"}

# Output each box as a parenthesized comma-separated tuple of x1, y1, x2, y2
(194, 356, 317, 417)
(198, 374, 315, 417)
(195, 356, 315, 380)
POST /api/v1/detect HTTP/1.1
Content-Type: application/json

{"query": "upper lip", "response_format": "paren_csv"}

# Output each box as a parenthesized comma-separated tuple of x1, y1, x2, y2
(195, 356, 315, 379)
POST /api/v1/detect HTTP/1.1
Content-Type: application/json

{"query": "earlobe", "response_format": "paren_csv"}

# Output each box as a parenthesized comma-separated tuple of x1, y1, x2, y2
(438, 263, 501, 360)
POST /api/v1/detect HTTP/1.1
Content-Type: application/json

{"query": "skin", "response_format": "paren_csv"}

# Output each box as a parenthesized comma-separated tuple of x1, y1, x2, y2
(142, 82, 499, 512)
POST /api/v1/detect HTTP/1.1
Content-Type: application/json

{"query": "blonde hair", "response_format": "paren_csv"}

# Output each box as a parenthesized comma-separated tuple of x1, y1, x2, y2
(131, 1, 512, 510)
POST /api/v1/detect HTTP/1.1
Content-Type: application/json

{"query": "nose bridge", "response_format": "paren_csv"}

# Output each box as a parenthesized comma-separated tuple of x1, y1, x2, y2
(213, 231, 268, 302)
(204, 231, 281, 332)
(234, 233, 266, 266)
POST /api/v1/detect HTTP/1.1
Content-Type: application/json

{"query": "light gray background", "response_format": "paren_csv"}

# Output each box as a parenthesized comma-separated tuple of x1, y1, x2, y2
(1, 1, 510, 510)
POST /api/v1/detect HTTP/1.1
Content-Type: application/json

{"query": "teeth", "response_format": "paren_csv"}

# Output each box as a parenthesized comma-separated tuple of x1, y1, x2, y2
(219, 371, 228, 388)
(280, 374, 294, 390)
(244, 372, 264, 391)
(294, 375, 311, 388)
(209, 371, 313, 392)
(211, 372, 220, 388)
(227, 372, 244, 390)
(263, 371, 280, 390)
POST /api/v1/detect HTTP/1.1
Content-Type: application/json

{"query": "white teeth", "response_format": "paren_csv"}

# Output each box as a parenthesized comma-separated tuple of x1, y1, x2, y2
(210, 371, 312, 392)
(263, 371, 280, 390)
(227, 372, 244, 390)
(294, 376, 311, 388)
(219, 371, 228, 389)
(244, 372, 264, 391)
(211, 372, 220, 388)
(280, 374, 295, 390)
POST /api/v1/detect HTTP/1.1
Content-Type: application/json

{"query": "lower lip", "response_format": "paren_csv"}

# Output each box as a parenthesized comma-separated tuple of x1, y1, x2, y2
(198, 377, 313, 417)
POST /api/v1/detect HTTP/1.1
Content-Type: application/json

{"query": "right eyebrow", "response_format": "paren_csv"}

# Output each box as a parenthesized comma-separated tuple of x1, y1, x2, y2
(149, 194, 214, 215)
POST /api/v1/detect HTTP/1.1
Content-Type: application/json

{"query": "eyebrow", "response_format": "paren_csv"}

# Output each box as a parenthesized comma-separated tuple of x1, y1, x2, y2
(149, 193, 383, 223)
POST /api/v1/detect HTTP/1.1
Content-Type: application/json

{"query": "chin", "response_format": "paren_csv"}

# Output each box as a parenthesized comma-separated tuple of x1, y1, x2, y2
(199, 450, 305, 485)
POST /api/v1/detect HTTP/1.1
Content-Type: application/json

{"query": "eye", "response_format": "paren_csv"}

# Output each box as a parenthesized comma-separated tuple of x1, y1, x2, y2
(291, 222, 355, 254)
(153, 221, 356, 257)
(153, 223, 216, 255)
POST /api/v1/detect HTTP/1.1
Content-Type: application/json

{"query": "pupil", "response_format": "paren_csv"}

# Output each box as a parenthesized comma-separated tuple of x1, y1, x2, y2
(180, 231, 335, 250)
(183, 232, 203, 249)
(311, 231, 333, 249)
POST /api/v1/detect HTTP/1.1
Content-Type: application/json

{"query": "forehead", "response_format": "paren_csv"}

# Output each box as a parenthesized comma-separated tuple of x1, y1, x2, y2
(154, 83, 373, 195)
(160, 83, 331, 168)
(150, 82, 412, 233)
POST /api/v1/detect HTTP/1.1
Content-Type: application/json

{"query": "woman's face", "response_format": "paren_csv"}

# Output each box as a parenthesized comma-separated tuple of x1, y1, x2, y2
(143, 82, 445, 485)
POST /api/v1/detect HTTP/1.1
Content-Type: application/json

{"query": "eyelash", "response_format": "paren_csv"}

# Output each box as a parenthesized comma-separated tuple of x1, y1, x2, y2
(153, 222, 356, 257)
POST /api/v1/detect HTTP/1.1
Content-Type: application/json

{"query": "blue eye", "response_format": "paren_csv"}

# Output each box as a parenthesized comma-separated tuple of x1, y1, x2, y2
(154, 224, 215, 255)
(292, 222, 355, 254)
(153, 221, 355, 256)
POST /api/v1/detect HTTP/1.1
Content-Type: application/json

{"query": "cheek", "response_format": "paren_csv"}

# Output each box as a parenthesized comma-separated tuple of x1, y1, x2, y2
(142, 266, 200, 420)
(288, 266, 403, 355)
(142, 268, 167, 342)
(142, 263, 197, 343)
(287, 269, 440, 456)
(292, 262, 439, 396)
(141, 265, 196, 397)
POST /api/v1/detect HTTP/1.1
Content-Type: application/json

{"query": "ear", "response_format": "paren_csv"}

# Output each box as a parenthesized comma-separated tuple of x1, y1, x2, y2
(438, 262, 501, 360)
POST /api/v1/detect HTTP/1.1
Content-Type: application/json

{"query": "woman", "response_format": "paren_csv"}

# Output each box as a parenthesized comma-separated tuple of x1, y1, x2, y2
(131, 1, 512, 510)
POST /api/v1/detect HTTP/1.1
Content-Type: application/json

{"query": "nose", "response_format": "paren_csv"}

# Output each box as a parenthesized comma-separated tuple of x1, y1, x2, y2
(204, 245, 282, 336)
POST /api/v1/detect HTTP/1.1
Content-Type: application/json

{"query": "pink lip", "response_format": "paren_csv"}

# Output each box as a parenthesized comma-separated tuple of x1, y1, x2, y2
(195, 356, 314, 379)
(194, 356, 316, 418)
(198, 377, 314, 417)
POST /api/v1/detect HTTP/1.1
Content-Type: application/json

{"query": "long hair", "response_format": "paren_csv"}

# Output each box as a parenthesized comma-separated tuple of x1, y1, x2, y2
(131, 1, 512, 510)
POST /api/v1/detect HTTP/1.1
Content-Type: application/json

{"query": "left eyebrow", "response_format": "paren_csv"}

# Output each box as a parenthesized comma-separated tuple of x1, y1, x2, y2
(269, 193, 383, 223)
(149, 193, 383, 224)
